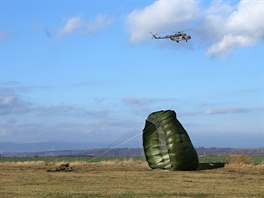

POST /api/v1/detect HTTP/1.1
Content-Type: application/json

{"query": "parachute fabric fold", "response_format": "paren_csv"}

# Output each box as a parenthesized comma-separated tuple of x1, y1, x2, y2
(143, 110, 199, 171)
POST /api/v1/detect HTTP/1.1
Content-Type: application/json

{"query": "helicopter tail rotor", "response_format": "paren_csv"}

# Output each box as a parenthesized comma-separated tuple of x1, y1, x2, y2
(150, 32, 158, 39)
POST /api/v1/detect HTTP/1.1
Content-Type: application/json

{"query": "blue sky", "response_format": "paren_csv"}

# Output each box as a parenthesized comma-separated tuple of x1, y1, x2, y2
(1, 0, 263, 148)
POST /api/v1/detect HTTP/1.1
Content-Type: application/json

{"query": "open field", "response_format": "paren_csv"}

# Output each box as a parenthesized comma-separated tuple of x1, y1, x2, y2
(1, 154, 264, 164)
(0, 155, 263, 198)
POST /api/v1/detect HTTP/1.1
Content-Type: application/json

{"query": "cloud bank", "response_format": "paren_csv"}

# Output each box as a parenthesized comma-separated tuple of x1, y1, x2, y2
(1, 84, 139, 143)
(126, 0, 264, 57)
(0, 87, 33, 115)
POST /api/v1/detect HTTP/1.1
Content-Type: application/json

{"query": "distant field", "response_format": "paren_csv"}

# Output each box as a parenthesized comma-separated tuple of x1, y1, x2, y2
(0, 155, 263, 197)
(0, 156, 144, 163)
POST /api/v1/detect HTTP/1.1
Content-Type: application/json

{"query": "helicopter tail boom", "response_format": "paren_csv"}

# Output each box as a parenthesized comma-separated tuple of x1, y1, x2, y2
(150, 32, 167, 39)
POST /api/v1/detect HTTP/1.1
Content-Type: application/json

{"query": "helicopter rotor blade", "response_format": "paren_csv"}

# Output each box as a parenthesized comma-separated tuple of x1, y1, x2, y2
(173, 28, 193, 34)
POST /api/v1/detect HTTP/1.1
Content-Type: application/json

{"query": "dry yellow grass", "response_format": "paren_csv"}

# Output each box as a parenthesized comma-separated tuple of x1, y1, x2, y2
(1, 158, 264, 198)
(225, 155, 264, 169)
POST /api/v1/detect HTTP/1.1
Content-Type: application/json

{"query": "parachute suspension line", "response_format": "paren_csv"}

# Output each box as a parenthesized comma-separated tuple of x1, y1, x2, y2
(87, 132, 143, 162)
(99, 122, 142, 151)
(87, 120, 160, 162)
(87, 122, 143, 162)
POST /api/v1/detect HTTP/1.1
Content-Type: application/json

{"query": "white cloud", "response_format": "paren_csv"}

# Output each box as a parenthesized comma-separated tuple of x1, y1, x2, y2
(1, 95, 16, 105)
(58, 14, 112, 37)
(204, 0, 264, 56)
(207, 34, 255, 57)
(0, 91, 32, 116)
(123, 97, 173, 106)
(205, 107, 251, 115)
(59, 16, 82, 35)
(126, 0, 264, 57)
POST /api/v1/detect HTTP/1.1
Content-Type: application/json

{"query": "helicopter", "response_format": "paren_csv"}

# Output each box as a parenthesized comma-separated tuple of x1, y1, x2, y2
(150, 31, 191, 43)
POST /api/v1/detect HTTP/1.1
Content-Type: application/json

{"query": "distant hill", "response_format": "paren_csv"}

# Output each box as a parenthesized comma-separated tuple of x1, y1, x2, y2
(1, 143, 263, 158)
(1, 142, 108, 153)
(1, 148, 145, 157)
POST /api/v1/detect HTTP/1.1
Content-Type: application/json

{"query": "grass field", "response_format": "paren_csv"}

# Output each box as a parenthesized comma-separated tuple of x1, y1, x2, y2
(0, 155, 263, 197)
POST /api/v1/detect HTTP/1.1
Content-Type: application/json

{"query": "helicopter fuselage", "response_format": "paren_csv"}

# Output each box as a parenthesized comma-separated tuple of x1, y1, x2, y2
(170, 34, 191, 42)
(151, 32, 191, 43)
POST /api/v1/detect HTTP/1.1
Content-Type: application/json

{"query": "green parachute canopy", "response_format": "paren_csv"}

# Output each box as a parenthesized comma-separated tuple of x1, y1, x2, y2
(143, 110, 198, 171)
